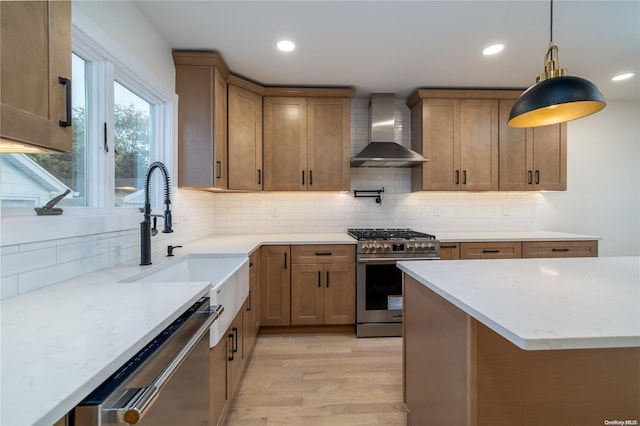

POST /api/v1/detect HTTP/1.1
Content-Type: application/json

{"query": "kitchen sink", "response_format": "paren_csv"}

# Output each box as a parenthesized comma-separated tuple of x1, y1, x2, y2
(122, 255, 250, 346)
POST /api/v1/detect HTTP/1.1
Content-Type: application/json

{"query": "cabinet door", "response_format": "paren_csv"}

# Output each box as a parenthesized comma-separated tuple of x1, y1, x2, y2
(411, 98, 460, 191)
(460, 242, 522, 259)
(438, 243, 460, 260)
(227, 309, 244, 399)
(291, 264, 324, 325)
(1, 0, 72, 152)
(306, 98, 350, 191)
(174, 52, 227, 189)
(259, 245, 291, 326)
(499, 99, 566, 191)
(210, 336, 228, 426)
(531, 124, 567, 191)
(214, 69, 228, 189)
(263, 97, 307, 191)
(248, 250, 260, 339)
(499, 99, 532, 191)
(323, 263, 356, 325)
(228, 84, 263, 190)
(460, 99, 499, 191)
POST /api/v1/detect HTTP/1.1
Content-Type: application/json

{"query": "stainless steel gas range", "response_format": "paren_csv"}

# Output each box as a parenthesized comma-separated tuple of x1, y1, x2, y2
(347, 228, 440, 337)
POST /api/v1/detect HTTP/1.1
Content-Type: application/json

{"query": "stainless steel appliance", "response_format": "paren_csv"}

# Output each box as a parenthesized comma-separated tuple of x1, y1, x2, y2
(348, 228, 439, 337)
(71, 297, 223, 425)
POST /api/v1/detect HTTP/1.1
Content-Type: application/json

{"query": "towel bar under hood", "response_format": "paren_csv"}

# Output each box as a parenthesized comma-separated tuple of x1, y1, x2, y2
(350, 93, 428, 168)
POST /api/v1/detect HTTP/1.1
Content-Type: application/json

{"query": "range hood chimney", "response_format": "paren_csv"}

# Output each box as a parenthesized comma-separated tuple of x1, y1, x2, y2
(350, 93, 428, 168)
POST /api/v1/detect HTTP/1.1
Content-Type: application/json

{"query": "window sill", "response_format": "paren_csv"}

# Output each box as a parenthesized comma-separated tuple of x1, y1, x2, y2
(1, 208, 141, 246)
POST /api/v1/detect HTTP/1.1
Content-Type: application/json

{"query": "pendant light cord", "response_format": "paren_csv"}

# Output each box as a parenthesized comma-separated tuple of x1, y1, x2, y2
(550, 0, 554, 42)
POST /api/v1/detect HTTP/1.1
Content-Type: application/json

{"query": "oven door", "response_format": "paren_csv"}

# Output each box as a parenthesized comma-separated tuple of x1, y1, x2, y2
(356, 256, 436, 336)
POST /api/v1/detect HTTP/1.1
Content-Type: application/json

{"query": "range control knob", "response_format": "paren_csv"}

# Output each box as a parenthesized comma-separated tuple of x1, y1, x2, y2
(375, 244, 383, 252)
(427, 243, 435, 251)
(406, 244, 414, 251)
(361, 243, 369, 252)
(383, 244, 391, 252)
(420, 243, 428, 251)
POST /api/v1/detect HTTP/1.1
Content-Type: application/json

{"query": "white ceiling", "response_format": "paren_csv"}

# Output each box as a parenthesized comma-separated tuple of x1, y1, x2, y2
(133, 0, 640, 101)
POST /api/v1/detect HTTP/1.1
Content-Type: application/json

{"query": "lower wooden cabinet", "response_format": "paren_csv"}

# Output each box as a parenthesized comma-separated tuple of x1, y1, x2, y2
(441, 240, 599, 260)
(210, 297, 255, 426)
(460, 241, 522, 260)
(522, 240, 598, 258)
(438, 243, 460, 260)
(259, 245, 291, 326)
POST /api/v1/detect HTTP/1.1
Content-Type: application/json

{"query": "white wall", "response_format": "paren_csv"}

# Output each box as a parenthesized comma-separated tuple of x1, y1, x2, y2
(542, 101, 640, 256)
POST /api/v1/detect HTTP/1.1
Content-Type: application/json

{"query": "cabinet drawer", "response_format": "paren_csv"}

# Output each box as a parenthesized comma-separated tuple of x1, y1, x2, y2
(522, 241, 598, 258)
(291, 244, 355, 264)
(438, 243, 460, 260)
(460, 242, 522, 259)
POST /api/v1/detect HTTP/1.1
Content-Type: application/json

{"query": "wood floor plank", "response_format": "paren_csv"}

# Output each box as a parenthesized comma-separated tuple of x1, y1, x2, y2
(225, 333, 406, 426)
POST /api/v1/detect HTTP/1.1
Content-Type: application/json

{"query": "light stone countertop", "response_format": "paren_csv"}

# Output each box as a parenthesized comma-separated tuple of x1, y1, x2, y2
(436, 230, 602, 242)
(0, 230, 602, 425)
(397, 256, 640, 350)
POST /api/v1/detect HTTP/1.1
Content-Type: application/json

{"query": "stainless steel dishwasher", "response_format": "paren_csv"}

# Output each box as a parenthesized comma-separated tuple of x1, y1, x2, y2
(70, 297, 223, 426)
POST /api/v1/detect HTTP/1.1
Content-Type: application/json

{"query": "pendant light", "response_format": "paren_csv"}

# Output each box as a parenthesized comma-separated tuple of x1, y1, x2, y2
(508, 0, 605, 128)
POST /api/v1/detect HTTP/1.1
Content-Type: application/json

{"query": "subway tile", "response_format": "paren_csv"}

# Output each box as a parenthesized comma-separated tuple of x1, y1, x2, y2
(18, 260, 85, 294)
(1, 248, 57, 277)
(1, 275, 19, 299)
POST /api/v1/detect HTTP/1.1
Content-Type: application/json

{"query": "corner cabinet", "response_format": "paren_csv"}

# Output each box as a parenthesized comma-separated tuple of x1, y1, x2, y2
(499, 99, 567, 191)
(407, 89, 567, 192)
(228, 77, 264, 191)
(408, 93, 499, 191)
(173, 51, 229, 189)
(263, 89, 354, 191)
(1, 0, 72, 152)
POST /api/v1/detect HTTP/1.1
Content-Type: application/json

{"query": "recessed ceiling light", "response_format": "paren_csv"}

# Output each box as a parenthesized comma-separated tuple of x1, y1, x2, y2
(277, 40, 295, 52)
(611, 72, 635, 81)
(483, 44, 504, 56)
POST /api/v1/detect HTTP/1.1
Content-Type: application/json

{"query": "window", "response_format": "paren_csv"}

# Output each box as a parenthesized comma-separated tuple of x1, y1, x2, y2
(114, 82, 152, 207)
(1, 38, 171, 213)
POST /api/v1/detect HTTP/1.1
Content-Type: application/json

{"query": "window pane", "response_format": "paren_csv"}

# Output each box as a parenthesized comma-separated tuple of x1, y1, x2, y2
(114, 81, 152, 207)
(1, 53, 88, 207)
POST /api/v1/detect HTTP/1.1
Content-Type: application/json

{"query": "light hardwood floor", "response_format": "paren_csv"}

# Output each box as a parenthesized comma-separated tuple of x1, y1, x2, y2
(224, 333, 406, 426)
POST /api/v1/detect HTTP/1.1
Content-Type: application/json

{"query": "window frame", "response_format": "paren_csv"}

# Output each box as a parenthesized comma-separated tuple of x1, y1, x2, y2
(0, 15, 176, 246)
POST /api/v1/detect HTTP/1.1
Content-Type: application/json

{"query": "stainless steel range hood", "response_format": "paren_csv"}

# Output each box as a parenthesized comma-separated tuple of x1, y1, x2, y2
(350, 93, 428, 168)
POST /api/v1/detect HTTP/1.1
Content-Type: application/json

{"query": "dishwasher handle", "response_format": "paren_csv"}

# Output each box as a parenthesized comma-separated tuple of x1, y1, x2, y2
(117, 304, 224, 424)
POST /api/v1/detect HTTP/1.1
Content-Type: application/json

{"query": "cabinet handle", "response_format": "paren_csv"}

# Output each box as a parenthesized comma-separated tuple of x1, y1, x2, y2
(247, 290, 251, 311)
(309, 170, 313, 185)
(232, 327, 238, 353)
(535, 170, 540, 184)
(217, 161, 222, 179)
(257, 169, 262, 185)
(326, 270, 330, 288)
(440, 245, 457, 249)
(317, 271, 321, 288)
(552, 248, 570, 252)
(482, 249, 500, 253)
(58, 77, 72, 128)
(228, 333, 234, 361)
(301, 170, 305, 185)
(528, 170, 533, 184)
(284, 252, 287, 269)
(315, 252, 332, 256)
(463, 170, 467, 185)
(455, 170, 460, 185)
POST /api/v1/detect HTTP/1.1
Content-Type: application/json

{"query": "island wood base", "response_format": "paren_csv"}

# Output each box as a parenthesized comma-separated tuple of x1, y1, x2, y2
(403, 275, 640, 426)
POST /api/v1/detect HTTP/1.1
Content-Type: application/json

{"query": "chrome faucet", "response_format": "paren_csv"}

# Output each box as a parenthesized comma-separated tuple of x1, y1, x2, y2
(140, 161, 173, 265)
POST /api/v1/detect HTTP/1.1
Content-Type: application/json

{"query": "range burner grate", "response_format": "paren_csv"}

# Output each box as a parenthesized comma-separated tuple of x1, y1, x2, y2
(347, 228, 437, 241)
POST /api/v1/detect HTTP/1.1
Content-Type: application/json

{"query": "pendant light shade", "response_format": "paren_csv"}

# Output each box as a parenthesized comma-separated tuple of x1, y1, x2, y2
(508, 0, 605, 128)
(508, 75, 606, 127)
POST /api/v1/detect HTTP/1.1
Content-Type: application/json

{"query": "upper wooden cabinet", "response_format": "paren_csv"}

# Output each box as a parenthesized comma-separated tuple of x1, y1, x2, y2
(408, 89, 567, 192)
(409, 92, 499, 191)
(1, 0, 72, 152)
(263, 89, 353, 191)
(228, 77, 263, 191)
(173, 51, 229, 189)
(499, 99, 567, 191)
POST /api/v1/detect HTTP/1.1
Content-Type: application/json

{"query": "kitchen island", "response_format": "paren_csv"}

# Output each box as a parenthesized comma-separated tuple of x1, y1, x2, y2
(398, 256, 640, 426)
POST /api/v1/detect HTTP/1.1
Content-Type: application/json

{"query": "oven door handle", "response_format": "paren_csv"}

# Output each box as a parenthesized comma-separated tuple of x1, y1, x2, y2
(358, 257, 439, 263)
(114, 304, 224, 425)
